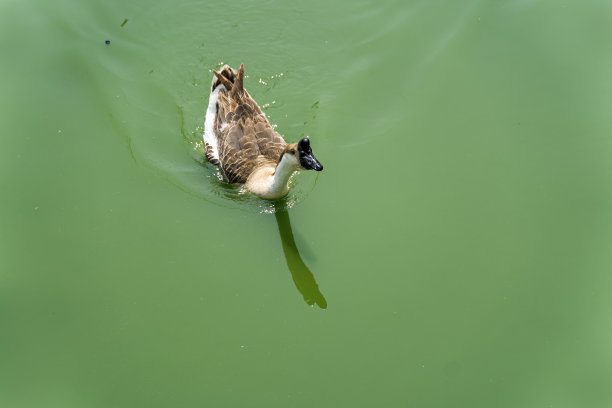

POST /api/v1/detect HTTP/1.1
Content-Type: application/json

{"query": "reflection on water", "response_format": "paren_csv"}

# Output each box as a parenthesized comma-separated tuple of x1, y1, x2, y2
(274, 209, 327, 309)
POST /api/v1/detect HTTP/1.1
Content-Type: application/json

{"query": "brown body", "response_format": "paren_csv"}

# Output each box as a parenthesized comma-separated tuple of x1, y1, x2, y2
(204, 64, 323, 199)
(205, 64, 287, 184)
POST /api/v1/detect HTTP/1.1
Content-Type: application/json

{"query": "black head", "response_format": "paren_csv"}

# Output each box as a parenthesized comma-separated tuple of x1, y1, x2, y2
(297, 138, 323, 171)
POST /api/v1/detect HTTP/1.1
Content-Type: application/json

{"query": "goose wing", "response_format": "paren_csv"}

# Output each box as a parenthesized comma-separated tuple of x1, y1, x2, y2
(213, 64, 287, 183)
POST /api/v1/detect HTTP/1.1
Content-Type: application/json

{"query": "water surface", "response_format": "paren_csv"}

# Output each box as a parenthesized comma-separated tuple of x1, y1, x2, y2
(2, 0, 612, 407)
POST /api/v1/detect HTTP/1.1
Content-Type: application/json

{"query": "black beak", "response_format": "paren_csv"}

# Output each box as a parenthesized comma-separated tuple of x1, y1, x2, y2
(300, 153, 323, 171)
(298, 138, 323, 171)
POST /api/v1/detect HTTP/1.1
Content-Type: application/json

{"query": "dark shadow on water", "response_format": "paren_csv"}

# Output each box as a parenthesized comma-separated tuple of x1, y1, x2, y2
(274, 209, 327, 309)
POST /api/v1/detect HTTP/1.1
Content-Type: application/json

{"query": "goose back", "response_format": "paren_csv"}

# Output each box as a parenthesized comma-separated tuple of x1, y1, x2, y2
(210, 65, 287, 183)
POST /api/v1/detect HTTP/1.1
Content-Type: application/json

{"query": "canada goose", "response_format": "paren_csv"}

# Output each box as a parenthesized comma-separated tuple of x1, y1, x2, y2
(203, 64, 323, 199)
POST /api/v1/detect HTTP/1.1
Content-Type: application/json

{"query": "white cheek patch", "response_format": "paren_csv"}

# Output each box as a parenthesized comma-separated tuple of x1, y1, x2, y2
(284, 153, 300, 168)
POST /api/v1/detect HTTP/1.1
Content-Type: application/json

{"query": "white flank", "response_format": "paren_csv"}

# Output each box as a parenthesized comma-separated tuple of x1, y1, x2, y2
(203, 85, 224, 161)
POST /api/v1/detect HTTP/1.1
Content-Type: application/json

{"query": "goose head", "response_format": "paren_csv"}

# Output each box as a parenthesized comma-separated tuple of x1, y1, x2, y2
(249, 138, 323, 200)
(281, 138, 323, 172)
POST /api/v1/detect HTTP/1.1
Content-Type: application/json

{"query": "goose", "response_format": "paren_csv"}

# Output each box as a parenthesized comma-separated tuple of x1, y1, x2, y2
(203, 64, 323, 200)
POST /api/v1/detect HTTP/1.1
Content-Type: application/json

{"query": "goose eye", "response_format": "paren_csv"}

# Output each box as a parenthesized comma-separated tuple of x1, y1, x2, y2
(290, 149, 296, 154)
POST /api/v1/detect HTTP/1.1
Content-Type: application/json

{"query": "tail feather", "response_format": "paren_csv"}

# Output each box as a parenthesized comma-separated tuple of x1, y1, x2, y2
(230, 63, 245, 97)
(211, 63, 246, 97)
(212, 69, 234, 91)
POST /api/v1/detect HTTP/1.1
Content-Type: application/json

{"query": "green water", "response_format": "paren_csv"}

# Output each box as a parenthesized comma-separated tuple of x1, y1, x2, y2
(3, 0, 612, 406)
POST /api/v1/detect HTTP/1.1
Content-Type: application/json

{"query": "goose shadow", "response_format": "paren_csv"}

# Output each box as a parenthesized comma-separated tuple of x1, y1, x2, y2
(274, 209, 327, 309)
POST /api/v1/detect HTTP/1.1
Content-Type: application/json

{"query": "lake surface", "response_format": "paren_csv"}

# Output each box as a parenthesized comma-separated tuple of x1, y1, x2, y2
(2, 0, 612, 406)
